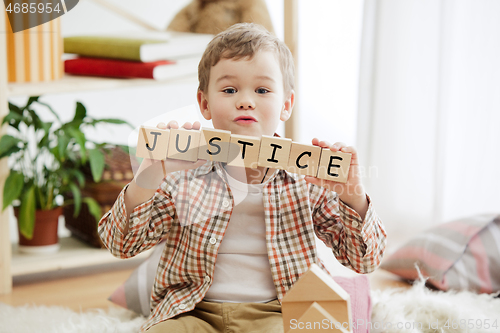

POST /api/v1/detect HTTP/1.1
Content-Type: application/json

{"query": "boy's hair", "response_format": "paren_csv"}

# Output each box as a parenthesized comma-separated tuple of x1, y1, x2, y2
(198, 23, 294, 96)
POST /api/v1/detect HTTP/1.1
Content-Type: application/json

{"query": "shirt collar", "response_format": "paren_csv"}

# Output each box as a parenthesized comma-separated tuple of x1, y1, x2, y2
(191, 160, 303, 183)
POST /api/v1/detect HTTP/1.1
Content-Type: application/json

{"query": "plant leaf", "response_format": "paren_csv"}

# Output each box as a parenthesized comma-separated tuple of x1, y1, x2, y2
(27, 109, 43, 131)
(18, 185, 36, 239)
(55, 134, 69, 162)
(67, 128, 87, 164)
(25, 96, 39, 109)
(0, 135, 22, 159)
(83, 197, 103, 223)
(2, 110, 23, 128)
(2, 171, 24, 210)
(35, 100, 61, 122)
(74, 102, 87, 122)
(8, 102, 22, 115)
(71, 169, 85, 188)
(92, 118, 133, 127)
(69, 182, 82, 217)
(88, 148, 105, 183)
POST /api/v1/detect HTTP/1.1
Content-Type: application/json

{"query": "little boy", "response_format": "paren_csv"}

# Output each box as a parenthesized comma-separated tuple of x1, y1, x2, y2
(99, 23, 386, 332)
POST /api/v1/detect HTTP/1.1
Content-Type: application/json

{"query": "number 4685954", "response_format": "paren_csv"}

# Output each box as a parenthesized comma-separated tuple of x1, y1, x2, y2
(6, 2, 62, 14)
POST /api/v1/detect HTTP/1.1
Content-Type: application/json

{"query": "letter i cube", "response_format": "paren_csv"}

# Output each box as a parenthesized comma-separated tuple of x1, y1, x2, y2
(258, 135, 292, 169)
(136, 126, 169, 160)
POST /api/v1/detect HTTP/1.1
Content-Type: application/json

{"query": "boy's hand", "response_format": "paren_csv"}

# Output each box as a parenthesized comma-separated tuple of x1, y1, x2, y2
(135, 121, 206, 190)
(125, 121, 206, 226)
(304, 138, 369, 220)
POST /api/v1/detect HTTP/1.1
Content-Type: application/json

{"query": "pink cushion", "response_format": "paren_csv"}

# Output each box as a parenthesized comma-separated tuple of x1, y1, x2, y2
(381, 214, 500, 293)
(333, 275, 371, 333)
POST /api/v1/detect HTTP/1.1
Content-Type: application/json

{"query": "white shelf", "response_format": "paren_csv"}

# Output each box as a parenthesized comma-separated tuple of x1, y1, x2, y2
(11, 236, 152, 276)
(7, 73, 198, 97)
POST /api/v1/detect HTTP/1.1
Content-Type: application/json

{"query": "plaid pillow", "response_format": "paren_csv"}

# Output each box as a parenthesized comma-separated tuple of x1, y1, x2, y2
(381, 214, 500, 293)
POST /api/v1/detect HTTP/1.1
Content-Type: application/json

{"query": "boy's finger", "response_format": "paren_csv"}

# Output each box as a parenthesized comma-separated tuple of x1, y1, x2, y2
(317, 140, 331, 148)
(331, 142, 346, 152)
(340, 146, 357, 155)
(192, 121, 201, 130)
(182, 122, 193, 130)
(304, 176, 319, 185)
(167, 120, 179, 129)
(157, 122, 167, 129)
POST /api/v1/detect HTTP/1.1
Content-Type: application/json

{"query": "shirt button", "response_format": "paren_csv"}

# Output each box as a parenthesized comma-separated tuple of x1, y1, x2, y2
(209, 237, 217, 245)
(178, 303, 187, 310)
(205, 275, 211, 283)
(222, 200, 230, 208)
(133, 218, 140, 225)
(352, 221, 359, 228)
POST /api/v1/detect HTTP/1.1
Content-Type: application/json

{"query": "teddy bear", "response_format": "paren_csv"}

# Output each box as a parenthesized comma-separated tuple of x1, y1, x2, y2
(167, 0, 274, 35)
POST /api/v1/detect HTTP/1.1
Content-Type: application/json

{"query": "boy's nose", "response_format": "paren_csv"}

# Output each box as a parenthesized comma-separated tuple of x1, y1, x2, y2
(237, 98, 255, 110)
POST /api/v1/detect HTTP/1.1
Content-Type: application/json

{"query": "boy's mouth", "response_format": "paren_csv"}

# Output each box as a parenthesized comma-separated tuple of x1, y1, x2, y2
(234, 116, 257, 124)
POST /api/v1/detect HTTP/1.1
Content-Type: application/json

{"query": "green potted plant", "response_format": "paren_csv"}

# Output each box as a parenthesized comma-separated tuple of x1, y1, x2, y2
(0, 96, 131, 253)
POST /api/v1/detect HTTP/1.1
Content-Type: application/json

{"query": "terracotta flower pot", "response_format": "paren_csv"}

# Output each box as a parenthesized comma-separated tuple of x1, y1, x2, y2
(15, 207, 62, 254)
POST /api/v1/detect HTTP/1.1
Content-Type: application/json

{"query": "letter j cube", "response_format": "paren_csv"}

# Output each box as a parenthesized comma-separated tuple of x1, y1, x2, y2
(136, 126, 169, 160)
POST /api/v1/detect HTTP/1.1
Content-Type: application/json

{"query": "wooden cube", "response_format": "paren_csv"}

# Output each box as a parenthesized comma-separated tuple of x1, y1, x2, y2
(296, 302, 349, 333)
(227, 134, 261, 168)
(258, 135, 292, 169)
(286, 143, 322, 176)
(317, 149, 352, 183)
(167, 128, 201, 162)
(198, 128, 232, 162)
(282, 264, 352, 333)
(136, 126, 169, 160)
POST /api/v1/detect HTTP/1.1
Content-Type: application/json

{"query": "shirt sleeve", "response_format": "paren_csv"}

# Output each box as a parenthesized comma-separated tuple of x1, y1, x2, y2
(311, 187, 387, 274)
(97, 181, 176, 259)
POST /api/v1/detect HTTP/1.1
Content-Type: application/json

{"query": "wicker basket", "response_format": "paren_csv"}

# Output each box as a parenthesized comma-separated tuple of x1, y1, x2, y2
(64, 147, 137, 248)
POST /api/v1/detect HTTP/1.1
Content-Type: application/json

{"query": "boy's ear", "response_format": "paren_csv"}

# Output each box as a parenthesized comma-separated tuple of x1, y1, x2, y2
(280, 90, 295, 122)
(197, 90, 212, 120)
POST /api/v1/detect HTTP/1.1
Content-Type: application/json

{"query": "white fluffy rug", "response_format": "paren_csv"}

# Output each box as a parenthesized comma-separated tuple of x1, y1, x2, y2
(0, 305, 144, 333)
(370, 279, 500, 333)
(1, 280, 499, 333)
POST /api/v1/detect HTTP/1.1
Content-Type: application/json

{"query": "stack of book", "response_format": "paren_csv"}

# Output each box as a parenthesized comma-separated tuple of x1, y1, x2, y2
(63, 32, 213, 80)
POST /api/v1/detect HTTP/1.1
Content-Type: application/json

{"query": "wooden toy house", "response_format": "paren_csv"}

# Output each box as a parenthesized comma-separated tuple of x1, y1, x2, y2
(282, 264, 352, 333)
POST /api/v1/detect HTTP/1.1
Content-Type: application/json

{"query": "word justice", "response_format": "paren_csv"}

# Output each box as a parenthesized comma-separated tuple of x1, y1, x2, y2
(136, 127, 351, 183)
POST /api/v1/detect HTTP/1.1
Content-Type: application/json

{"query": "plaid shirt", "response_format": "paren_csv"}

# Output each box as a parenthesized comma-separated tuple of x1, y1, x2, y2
(98, 161, 386, 332)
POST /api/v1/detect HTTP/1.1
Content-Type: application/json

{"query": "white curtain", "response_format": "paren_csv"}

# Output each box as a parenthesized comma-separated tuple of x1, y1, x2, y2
(357, 0, 500, 245)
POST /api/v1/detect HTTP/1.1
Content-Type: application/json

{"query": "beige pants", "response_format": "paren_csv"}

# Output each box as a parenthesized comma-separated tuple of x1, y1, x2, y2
(146, 299, 283, 333)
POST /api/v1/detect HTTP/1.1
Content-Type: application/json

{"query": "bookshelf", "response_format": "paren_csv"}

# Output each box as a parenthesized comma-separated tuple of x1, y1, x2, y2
(0, 0, 298, 295)
(7, 73, 198, 97)
(11, 236, 152, 276)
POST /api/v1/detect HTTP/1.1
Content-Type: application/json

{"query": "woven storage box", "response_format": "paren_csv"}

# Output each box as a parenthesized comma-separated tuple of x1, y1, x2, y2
(64, 147, 137, 248)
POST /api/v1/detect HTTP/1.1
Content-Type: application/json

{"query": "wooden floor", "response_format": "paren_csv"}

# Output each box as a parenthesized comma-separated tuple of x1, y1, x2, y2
(0, 264, 139, 311)
(0, 263, 410, 312)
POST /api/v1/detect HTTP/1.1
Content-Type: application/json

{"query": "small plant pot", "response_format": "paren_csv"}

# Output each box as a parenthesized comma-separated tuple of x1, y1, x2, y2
(15, 207, 62, 254)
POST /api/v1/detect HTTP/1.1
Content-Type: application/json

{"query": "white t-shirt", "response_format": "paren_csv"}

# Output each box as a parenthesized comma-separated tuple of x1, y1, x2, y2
(203, 168, 277, 303)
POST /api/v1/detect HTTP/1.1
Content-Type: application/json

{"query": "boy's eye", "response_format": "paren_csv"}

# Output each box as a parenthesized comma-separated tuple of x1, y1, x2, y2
(256, 88, 270, 94)
(223, 88, 237, 94)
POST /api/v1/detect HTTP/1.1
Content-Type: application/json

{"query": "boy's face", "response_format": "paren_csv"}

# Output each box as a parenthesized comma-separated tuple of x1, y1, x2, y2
(197, 50, 294, 137)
